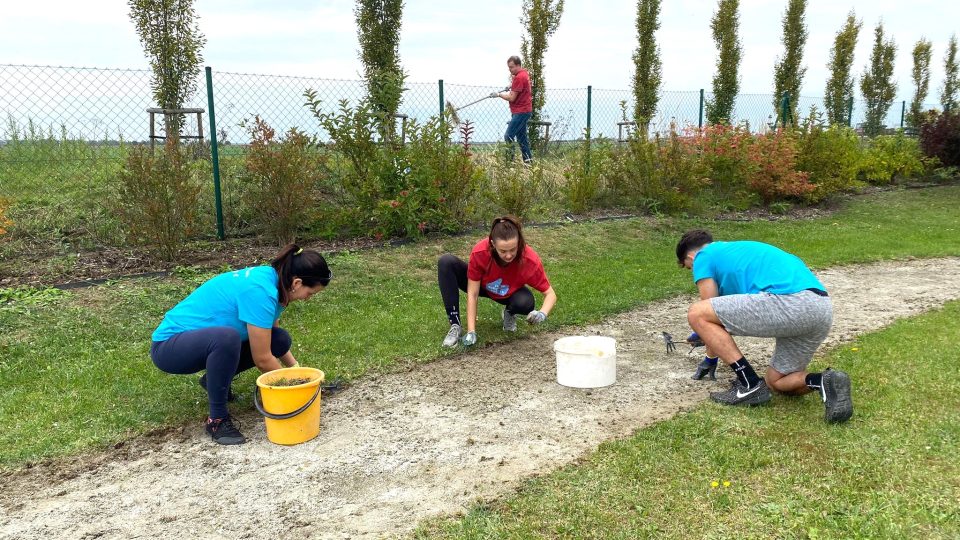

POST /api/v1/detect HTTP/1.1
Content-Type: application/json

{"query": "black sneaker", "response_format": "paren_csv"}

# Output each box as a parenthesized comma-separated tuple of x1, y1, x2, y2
(205, 416, 246, 445)
(710, 379, 771, 406)
(822, 368, 853, 423)
(199, 373, 236, 402)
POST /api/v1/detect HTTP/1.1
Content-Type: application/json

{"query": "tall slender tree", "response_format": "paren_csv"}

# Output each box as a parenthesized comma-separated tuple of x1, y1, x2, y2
(128, 0, 206, 137)
(706, 0, 741, 125)
(942, 34, 959, 112)
(521, 0, 565, 144)
(355, 0, 405, 141)
(860, 23, 897, 136)
(772, 0, 808, 126)
(632, 0, 662, 135)
(909, 38, 933, 128)
(824, 12, 861, 126)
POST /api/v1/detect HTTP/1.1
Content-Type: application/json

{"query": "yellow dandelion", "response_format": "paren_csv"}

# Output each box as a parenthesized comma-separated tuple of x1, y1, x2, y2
(711, 481, 719, 488)
(852, 347, 859, 351)
(723, 481, 731, 487)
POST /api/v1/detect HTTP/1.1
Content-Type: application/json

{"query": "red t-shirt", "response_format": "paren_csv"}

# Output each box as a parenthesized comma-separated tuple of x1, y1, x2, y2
(510, 68, 533, 114)
(467, 238, 550, 300)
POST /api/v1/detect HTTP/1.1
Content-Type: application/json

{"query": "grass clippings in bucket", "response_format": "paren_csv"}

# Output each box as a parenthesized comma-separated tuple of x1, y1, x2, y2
(267, 377, 313, 387)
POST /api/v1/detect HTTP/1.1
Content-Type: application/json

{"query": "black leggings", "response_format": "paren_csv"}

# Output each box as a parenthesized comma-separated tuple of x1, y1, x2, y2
(150, 326, 291, 419)
(437, 253, 534, 326)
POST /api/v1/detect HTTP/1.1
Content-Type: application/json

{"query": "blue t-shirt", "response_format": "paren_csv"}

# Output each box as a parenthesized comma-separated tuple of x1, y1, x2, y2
(152, 266, 285, 342)
(691, 241, 825, 296)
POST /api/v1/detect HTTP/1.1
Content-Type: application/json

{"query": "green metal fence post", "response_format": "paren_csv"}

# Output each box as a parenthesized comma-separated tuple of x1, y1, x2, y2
(586, 85, 592, 175)
(847, 97, 854, 128)
(205, 66, 225, 240)
(698, 89, 705, 128)
(438, 79, 444, 118)
(900, 100, 906, 128)
(779, 92, 791, 128)
(586, 85, 593, 140)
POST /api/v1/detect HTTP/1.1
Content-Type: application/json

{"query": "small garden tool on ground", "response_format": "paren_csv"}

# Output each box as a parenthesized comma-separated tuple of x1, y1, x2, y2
(663, 331, 717, 380)
(662, 331, 705, 354)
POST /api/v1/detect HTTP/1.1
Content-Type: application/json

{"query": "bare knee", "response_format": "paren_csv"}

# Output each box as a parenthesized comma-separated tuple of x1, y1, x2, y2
(687, 301, 711, 329)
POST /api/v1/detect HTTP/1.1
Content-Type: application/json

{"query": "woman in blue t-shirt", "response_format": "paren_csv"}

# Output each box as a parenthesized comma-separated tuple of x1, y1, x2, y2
(150, 244, 332, 445)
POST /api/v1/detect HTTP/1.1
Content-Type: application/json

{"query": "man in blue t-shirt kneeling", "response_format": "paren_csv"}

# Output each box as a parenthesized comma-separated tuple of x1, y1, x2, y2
(676, 229, 853, 423)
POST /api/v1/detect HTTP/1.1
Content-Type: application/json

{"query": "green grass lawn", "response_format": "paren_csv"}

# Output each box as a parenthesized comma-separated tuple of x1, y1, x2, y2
(0, 186, 959, 469)
(415, 301, 960, 539)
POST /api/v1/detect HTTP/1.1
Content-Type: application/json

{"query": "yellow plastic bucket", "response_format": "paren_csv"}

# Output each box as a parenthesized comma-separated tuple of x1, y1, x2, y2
(255, 367, 324, 445)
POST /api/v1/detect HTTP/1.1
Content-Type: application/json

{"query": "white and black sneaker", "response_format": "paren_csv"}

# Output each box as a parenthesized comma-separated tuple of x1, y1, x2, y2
(710, 379, 771, 406)
(442, 324, 462, 347)
(502, 309, 517, 332)
(822, 368, 853, 423)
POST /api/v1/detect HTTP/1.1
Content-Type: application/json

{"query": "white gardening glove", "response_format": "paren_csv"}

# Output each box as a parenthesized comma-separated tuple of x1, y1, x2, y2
(526, 310, 547, 324)
(461, 331, 477, 346)
(489, 91, 499, 98)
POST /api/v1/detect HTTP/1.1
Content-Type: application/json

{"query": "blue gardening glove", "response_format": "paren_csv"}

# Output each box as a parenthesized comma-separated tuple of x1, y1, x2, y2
(692, 356, 718, 380)
(686, 331, 704, 347)
(461, 331, 477, 347)
(526, 310, 547, 324)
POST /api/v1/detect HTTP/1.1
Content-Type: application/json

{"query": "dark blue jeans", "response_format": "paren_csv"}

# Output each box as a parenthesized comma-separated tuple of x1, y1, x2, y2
(151, 326, 291, 419)
(504, 112, 532, 163)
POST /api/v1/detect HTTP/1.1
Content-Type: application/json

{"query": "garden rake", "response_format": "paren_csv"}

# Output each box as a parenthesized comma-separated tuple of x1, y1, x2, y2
(445, 87, 510, 125)
(662, 331, 705, 354)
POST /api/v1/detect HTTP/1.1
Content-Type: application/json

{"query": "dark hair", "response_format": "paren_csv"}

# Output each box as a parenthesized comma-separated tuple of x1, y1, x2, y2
(488, 215, 526, 266)
(676, 229, 713, 266)
(271, 243, 332, 305)
(507, 55, 522, 67)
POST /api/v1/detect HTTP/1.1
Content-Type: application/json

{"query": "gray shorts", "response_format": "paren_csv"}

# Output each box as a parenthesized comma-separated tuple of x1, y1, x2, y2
(710, 290, 833, 374)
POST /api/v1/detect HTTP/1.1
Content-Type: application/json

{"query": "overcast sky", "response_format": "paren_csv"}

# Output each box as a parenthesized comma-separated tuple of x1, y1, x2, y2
(2, 0, 958, 102)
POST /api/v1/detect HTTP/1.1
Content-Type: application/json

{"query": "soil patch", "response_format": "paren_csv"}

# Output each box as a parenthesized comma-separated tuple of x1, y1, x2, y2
(1, 258, 959, 539)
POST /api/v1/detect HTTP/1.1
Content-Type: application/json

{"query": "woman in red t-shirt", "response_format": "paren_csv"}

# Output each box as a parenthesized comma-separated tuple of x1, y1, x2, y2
(437, 215, 557, 347)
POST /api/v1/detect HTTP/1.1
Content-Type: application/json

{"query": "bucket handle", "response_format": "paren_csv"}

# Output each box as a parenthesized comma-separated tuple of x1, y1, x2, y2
(254, 384, 322, 420)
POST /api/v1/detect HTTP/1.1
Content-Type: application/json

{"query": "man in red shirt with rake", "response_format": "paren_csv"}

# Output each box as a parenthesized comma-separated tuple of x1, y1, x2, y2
(496, 55, 533, 164)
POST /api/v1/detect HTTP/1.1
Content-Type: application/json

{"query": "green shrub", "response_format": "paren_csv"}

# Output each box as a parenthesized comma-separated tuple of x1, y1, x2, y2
(859, 133, 928, 184)
(485, 152, 544, 220)
(563, 135, 611, 213)
(608, 130, 704, 213)
(746, 129, 814, 204)
(607, 133, 659, 209)
(241, 116, 327, 245)
(115, 139, 201, 260)
(797, 113, 864, 202)
(397, 117, 485, 234)
(305, 94, 385, 222)
(657, 129, 709, 212)
(693, 124, 755, 209)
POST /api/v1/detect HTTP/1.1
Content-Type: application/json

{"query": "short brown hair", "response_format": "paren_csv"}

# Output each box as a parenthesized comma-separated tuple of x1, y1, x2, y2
(507, 55, 522, 67)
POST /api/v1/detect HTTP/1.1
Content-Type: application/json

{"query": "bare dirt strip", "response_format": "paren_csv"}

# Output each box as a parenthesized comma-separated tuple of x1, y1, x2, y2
(2, 258, 959, 540)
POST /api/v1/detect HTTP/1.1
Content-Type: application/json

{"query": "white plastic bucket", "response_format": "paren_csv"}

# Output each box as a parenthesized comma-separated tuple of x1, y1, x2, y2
(554, 335, 617, 388)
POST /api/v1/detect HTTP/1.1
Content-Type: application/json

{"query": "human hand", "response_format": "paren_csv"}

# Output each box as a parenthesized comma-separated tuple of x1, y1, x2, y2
(686, 331, 704, 347)
(461, 331, 477, 346)
(526, 310, 547, 324)
(489, 91, 499, 98)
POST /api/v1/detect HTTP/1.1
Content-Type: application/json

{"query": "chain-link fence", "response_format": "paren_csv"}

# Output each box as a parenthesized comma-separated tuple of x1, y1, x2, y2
(0, 62, 946, 253)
